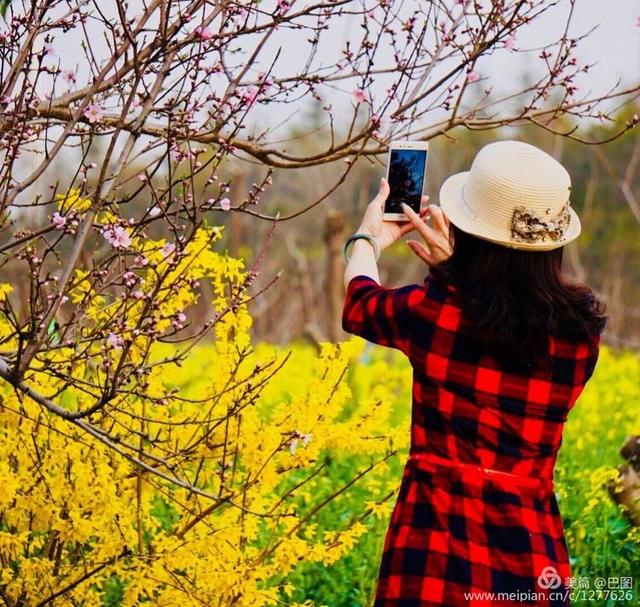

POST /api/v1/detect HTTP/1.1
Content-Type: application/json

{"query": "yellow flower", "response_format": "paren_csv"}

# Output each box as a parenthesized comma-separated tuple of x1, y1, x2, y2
(0, 283, 13, 302)
(55, 188, 92, 213)
(366, 499, 393, 520)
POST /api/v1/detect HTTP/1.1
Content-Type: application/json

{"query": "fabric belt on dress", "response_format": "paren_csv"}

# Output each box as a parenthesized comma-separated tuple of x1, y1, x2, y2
(407, 451, 554, 496)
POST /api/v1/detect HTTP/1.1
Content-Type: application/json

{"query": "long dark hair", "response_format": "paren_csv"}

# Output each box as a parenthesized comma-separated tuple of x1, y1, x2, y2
(429, 224, 607, 371)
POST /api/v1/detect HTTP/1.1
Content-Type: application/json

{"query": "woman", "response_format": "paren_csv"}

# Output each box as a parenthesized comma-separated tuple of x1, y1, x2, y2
(342, 140, 606, 607)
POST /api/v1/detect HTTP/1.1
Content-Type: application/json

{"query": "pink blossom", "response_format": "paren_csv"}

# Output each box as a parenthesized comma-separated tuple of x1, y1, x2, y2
(504, 35, 516, 51)
(353, 89, 367, 104)
(83, 103, 104, 124)
(52, 212, 66, 229)
(257, 72, 274, 91)
(219, 197, 231, 211)
(195, 26, 213, 41)
(231, 5, 248, 20)
(43, 43, 56, 57)
(132, 289, 145, 300)
(134, 255, 148, 267)
(636, 16, 640, 27)
(242, 86, 260, 107)
(466, 70, 480, 83)
(162, 242, 176, 256)
(172, 311, 187, 329)
(106, 332, 123, 348)
(148, 206, 161, 217)
(137, 174, 147, 182)
(289, 432, 312, 454)
(103, 226, 131, 249)
(371, 114, 389, 134)
(277, 0, 290, 14)
(63, 70, 76, 83)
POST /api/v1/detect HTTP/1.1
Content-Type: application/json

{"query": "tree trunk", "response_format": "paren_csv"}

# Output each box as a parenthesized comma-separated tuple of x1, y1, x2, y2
(324, 210, 348, 342)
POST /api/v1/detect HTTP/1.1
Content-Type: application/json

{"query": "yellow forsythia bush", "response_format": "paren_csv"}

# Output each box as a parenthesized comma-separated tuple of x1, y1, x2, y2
(0, 223, 411, 606)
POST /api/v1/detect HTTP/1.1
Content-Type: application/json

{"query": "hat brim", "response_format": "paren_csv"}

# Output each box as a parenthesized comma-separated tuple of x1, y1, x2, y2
(439, 171, 581, 251)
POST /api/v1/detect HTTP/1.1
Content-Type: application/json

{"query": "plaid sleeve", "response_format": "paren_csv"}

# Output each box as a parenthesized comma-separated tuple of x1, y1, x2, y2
(342, 274, 420, 352)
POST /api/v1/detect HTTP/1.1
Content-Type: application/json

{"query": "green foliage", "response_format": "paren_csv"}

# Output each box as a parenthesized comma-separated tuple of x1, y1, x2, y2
(101, 576, 127, 607)
(556, 347, 640, 593)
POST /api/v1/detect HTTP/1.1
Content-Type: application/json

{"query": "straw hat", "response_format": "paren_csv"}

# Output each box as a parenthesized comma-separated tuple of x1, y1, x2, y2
(439, 140, 580, 251)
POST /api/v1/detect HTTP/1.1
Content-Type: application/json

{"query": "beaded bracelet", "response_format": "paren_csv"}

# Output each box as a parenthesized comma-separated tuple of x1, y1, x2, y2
(343, 233, 381, 263)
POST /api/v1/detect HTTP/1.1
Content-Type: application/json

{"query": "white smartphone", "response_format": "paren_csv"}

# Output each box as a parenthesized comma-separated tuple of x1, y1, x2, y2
(383, 140, 430, 221)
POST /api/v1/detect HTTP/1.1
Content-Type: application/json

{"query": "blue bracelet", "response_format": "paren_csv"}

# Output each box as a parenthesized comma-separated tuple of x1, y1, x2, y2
(344, 233, 381, 262)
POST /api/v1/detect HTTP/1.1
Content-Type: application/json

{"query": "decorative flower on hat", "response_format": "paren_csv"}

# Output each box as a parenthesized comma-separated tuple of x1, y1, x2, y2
(511, 201, 571, 243)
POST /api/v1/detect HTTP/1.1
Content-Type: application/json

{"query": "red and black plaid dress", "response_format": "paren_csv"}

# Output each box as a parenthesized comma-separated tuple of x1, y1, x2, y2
(342, 271, 601, 607)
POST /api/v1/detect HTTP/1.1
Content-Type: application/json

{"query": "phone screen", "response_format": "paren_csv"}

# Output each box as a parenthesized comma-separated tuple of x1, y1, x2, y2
(384, 148, 428, 214)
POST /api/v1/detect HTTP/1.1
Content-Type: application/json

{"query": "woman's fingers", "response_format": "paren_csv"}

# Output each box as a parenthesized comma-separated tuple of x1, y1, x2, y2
(428, 204, 449, 234)
(407, 240, 434, 265)
(402, 202, 453, 264)
(402, 203, 439, 245)
(372, 177, 390, 209)
(397, 206, 429, 237)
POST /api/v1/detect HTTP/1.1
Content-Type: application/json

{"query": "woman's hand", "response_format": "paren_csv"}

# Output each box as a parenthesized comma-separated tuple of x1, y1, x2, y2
(402, 202, 453, 265)
(357, 178, 429, 251)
